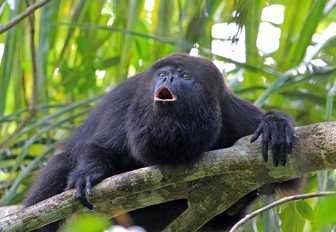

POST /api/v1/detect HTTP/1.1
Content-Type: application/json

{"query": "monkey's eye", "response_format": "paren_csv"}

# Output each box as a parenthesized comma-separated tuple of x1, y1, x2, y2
(158, 72, 168, 78)
(182, 73, 191, 80)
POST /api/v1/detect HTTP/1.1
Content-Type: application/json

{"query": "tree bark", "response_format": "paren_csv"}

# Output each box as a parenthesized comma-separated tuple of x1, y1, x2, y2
(0, 122, 335, 232)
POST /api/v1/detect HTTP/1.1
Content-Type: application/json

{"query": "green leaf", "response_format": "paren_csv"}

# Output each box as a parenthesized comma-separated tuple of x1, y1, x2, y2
(288, 0, 326, 66)
(295, 200, 314, 221)
(61, 213, 111, 232)
(315, 197, 336, 228)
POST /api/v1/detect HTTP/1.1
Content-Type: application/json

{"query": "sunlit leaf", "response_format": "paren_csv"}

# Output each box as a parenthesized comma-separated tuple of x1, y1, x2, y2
(315, 197, 336, 228)
(295, 200, 314, 221)
(61, 213, 111, 232)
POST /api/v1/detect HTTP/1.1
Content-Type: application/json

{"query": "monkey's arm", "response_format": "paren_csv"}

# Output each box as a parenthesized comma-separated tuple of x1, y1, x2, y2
(66, 143, 124, 210)
(223, 93, 294, 167)
(66, 77, 141, 209)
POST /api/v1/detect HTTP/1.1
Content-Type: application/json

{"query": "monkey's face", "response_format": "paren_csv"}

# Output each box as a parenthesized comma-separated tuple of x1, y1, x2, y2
(152, 65, 204, 116)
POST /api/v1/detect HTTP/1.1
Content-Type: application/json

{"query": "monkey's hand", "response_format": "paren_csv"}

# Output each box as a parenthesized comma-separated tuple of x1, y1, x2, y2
(250, 110, 294, 167)
(67, 167, 109, 210)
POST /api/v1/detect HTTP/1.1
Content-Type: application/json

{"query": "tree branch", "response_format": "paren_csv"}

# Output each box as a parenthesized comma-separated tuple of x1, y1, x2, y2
(0, 0, 52, 35)
(230, 191, 336, 232)
(0, 122, 335, 232)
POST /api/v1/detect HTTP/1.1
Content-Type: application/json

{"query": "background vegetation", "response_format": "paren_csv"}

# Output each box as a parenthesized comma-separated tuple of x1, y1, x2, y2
(0, 0, 335, 231)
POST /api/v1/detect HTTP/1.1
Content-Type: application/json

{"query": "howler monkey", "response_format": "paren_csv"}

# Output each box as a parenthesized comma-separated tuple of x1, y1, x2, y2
(25, 54, 296, 232)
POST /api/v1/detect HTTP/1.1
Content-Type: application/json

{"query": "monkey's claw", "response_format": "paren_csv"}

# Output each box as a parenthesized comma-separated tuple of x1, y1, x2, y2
(251, 111, 294, 167)
(67, 169, 107, 210)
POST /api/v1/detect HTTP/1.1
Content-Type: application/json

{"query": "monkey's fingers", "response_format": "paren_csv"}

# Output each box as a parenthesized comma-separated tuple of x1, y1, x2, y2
(270, 124, 287, 167)
(79, 197, 93, 210)
(86, 176, 93, 197)
(261, 124, 270, 162)
(271, 144, 280, 167)
(279, 144, 287, 166)
(250, 121, 264, 143)
(75, 180, 93, 210)
(278, 125, 288, 166)
(85, 171, 107, 197)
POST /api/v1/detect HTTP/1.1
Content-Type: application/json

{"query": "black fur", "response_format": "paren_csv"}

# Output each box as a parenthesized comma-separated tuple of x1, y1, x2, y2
(25, 54, 296, 231)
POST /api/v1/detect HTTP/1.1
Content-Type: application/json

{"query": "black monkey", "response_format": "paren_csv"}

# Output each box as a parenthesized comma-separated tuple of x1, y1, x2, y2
(25, 54, 297, 232)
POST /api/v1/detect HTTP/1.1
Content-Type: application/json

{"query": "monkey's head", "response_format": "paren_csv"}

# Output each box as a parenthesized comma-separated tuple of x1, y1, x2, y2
(146, 53, 225, 116)
(128, 54, 225, 165)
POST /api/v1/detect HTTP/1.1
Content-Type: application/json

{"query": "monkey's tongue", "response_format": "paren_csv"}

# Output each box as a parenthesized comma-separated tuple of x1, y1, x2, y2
(154, 87, 177, 102)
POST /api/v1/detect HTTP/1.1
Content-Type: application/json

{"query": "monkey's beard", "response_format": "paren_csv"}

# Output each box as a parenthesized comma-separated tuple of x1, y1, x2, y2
(153, 101, 176, 116)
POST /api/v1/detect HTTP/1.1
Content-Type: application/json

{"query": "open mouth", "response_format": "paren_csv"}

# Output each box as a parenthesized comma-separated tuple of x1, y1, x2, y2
(154, 87, 177, 102)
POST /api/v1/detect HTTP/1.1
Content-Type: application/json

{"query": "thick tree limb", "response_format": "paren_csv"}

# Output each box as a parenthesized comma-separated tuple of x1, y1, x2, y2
(0, 122, 335, 232)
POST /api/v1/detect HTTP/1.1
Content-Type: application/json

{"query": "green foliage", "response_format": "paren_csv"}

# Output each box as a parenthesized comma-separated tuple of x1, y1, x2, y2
(315, 196, 336, 228)
(0, 0, 335, 231)
(278, 203, 305, 232)
(60, 213, 111, 232)
(295, 200, 314, 221)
